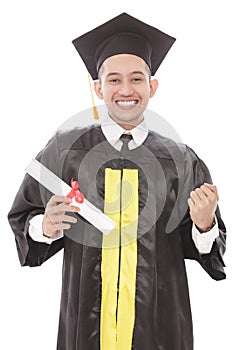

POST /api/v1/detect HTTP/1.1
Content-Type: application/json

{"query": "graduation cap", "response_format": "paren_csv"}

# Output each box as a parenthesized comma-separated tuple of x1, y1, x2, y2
(72, 12, 176, 80)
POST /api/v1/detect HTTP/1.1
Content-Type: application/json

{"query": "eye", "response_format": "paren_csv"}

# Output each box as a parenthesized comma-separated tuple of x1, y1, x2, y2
(132, 77, 144, 83)
(108, 79, 120, 84)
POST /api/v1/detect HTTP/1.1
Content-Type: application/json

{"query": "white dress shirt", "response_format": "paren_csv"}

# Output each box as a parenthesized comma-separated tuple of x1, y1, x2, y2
(29, 115, 219, 254)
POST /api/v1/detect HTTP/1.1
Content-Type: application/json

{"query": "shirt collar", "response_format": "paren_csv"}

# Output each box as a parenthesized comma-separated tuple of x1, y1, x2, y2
(101, 114, 148, 150)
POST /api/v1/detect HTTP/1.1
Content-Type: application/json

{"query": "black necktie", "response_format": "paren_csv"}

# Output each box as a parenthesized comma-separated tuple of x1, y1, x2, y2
(120, 134, 133, 153)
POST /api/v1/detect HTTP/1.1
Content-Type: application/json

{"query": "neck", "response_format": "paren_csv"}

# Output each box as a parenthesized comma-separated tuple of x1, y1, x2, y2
(108, 114, 144, 130)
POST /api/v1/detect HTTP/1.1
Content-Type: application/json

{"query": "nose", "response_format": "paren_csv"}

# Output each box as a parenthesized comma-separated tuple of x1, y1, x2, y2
(118, 81, 134, 96)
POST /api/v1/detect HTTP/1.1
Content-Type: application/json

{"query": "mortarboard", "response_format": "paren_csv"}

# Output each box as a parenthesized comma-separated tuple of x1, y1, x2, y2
(72, 12, 176, 80)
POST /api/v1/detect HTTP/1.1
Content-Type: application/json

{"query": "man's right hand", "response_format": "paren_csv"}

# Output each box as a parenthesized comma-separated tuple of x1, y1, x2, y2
(42, 195, 80, 238)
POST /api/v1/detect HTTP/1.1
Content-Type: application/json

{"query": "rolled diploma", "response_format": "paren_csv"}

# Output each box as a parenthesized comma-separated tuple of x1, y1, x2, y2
(25, 158, 115, 235)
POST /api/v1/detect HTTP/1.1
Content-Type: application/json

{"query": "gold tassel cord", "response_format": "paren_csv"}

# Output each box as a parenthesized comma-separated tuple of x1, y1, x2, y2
(88, 74, 99, 120)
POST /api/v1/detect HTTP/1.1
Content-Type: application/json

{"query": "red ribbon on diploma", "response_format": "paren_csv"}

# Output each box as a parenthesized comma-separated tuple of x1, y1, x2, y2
(67, 178, 84, 204)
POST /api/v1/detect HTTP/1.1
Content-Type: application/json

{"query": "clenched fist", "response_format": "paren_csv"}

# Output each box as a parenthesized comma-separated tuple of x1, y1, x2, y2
(42, 195, 80, 238)
(188, 183, 219, 232)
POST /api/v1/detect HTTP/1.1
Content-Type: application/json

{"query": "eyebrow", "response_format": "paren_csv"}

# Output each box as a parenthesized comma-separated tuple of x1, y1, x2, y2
(129, 71, 145, 76)
(106, 72, 120, 78)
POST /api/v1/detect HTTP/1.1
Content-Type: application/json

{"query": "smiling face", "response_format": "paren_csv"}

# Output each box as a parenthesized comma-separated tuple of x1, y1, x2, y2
(94, 54, 158, 130)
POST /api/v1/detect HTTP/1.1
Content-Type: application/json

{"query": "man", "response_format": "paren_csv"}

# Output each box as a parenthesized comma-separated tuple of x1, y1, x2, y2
(8, 13, 226, 350)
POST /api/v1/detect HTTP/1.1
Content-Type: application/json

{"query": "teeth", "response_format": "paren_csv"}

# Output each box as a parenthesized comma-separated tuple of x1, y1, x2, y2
(116, 100, 137, 106)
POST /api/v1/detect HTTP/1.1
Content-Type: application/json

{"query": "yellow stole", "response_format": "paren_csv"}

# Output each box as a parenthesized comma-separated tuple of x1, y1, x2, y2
(100, 168, 138, 350)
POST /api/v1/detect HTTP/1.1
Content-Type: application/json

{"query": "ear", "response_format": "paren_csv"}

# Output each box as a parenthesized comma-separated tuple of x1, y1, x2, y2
(94, 81, 104, 100)
(149, 79, 159, 98)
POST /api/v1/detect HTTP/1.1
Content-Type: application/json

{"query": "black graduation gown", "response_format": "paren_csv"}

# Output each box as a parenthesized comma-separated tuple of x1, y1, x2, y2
(8, 125, 226, 350)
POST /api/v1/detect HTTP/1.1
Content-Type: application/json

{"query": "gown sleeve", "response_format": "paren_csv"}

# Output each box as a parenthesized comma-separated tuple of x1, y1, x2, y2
(8, 133, 64, 267)
(180, 146, 226, 281)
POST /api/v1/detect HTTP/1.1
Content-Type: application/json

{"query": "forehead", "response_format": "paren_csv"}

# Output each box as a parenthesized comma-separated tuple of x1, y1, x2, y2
(100, 54, 148, 74)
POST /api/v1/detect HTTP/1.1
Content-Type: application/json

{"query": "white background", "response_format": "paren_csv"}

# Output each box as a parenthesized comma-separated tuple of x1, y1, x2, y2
(1, 1, 232, 349)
